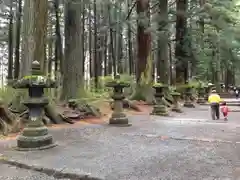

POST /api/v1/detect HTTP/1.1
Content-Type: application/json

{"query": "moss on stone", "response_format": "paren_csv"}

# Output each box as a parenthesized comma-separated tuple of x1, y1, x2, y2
(105, 80, 130, 88)
(170, 92, 181, 96)
(153, 83, 168, 88)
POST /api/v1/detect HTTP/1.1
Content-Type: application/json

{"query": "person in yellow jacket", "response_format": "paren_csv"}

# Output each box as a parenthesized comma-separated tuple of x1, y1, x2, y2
(208, 89, 222, 120)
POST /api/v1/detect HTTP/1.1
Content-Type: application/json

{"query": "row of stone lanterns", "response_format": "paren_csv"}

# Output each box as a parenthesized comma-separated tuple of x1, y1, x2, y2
(13, 64, 211, 151)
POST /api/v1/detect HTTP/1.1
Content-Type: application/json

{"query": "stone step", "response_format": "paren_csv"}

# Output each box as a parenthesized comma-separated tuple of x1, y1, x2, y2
(200, 100, 240, 106)
(225, 104, 240, 106)
(219, 94, 235, 98)
(221, 99, 240, 106)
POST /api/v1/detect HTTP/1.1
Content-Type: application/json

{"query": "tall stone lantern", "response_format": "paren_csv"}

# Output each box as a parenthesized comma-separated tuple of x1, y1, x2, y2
(13, 61, 57, 151)
(151, 83, 169, 116)
(106, 75, 131, 127)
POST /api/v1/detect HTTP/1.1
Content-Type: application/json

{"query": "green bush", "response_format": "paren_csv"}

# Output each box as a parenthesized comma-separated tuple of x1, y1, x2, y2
(0, 86, 17, 104)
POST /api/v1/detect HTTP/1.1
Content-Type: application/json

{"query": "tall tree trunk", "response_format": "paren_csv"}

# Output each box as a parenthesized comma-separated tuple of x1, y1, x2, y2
(93, 0, 99, 89)
(215, 34, 221, 91)
(54, 0, 64, 76)
(132, 0, 152, 102)
(100, 3, 108, 77)
(199, 0, 205, 35)
(103, 35, 108, 76)
(127, 0, 133, 75)
(189, 0, 199, 77)
(117, 28, 123, 74)
(168, 42, 173, 84)
(108, 3, 115, 75)
(11, 0, 45, 113)
(14, 0, 22, 79)
(20, 0, 35, 77)
(157, 0, 169, 84)
(48, 16, 53, 76)
(113, 2, 117, 75)
(97, 9, 102, 77)
(88, 2, 93, 78)
(33, 0, 48, 73)
(62, 0, 84, 100)
(81, 0, 85, 75)
(136, 0, 151, 83)
(116, 2, 123, 74)
(7, 0, 14, 81)
(175, 0, 189, 84)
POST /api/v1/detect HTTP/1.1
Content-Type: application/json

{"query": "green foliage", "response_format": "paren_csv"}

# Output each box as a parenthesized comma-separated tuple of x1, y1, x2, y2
(170, 91, 181, 96)
(173, 80, 207, 95)
(153, 82, 163, 87)
(78, 75, 135, 101)
(189, 0, 240, 82)
(0, 86, 17, 104)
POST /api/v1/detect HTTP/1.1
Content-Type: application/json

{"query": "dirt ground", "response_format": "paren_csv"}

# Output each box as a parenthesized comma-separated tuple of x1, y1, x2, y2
(0, 100, 152, 140)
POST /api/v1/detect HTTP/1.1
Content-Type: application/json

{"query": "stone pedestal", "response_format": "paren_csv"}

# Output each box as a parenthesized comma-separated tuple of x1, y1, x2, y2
(197, 87, 206, 104)
(184, 87, 195, 108)
(171, 92, 182, 113)
(162, 86, 173, 108)
(13, 61, 57, 151)
(151, 84, 169, 116)
(106, 78, 131, 127)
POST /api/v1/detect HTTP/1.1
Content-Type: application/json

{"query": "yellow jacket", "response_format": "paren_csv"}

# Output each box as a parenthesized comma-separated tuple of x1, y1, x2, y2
(208, 93, 221, 103)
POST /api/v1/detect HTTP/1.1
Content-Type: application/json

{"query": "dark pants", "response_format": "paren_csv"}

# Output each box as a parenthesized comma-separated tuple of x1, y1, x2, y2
(210, 103, 220, 120)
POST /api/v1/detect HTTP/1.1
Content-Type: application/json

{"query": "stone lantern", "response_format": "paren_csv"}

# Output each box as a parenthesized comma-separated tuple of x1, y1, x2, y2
(13, 61, 57, 150)
(106, 75, 131, 126)
(171, 91, 182, 113)
(197, 86, 206, 104)
(151, 84, 169, 116)
(183, 86, 195, 108)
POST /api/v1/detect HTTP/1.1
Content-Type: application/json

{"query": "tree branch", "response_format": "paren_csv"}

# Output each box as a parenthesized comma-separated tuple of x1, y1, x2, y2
(150, 2, 159, 10)
(126, 1, 137, 20)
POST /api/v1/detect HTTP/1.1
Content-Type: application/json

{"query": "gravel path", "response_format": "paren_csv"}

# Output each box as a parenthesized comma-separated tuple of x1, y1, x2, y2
(0, 104, 239, 180)
(0, 164, 70, 180)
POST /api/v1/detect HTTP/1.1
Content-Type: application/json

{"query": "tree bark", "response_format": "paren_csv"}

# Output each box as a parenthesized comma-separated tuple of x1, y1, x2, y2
(14, 0, 22, 79)
(54, 0, 64, 76)
(62, 0, 84, 100)
(88, 2, 93, 78)
(93, 0, 99, 89)
(175, 0, 189, 84)
(81, 0, 85, 75)
(20, 0, 35, 77)
(108, 3, 115, 75)
(157, 0, 169, 84)
(7, 0, 14, 81)
(136, 0, 151, 84)
(127, 0, 133, 75)
(33, 0, 48, 73)
(131, 0, 153, 102)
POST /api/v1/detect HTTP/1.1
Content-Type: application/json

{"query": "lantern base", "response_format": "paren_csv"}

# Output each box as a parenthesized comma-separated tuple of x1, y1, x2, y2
(172, 106, 183, 113)
(151, 105, 169, 116)
(184, 101, 195, 108)
(16, 133, 56, 151)
(197, 97, 206, 104)
(109, 115, 131, 127)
